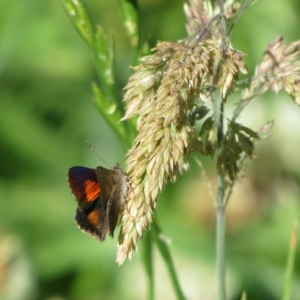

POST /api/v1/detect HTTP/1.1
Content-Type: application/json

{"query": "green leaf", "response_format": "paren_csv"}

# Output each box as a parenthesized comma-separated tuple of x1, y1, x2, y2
(93, 27, 116, 102)
(240, 291, 247, 300)
(281, 221, 298, 300)
(119, 0, 139, 48)
(142, 232, 154, 300)
(152, 219, 185, 300)
(92, 82, 126, 141)
(118, 0, 141, 64)
(94, 27, 114, 84)
(60, 0, 95, 48)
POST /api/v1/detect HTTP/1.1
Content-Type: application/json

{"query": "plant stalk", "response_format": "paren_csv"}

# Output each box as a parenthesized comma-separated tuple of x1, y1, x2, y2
(217, 100, 226, 300)
(217, 0, 227, 295)
(217, 174, 226, 300)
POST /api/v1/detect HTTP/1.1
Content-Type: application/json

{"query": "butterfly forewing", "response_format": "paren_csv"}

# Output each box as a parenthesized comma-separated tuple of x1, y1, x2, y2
(68, 166, 100, 210)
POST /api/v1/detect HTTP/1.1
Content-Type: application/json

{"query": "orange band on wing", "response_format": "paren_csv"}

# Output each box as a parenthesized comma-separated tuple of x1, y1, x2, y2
(68, 166, 101, 209)
(87, 209, 101, 226)
(84, 179, 101, 203)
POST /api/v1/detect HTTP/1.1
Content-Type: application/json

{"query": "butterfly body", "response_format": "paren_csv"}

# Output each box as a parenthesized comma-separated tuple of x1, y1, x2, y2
(68, 164, 127, 241)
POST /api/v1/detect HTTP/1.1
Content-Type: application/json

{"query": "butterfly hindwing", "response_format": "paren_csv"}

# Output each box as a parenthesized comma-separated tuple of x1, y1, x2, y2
(95, 165, 127, 237)
(75, 204, 109, 242)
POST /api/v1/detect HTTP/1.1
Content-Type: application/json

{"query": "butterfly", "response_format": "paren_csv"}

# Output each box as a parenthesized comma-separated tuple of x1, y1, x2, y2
(67, 164, 127, 241)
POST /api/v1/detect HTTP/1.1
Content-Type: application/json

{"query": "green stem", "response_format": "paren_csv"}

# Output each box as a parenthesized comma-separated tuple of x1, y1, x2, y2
(217, 98, 226, 300)
(216, 173, 226, 300)
(216, 1, 227, 297)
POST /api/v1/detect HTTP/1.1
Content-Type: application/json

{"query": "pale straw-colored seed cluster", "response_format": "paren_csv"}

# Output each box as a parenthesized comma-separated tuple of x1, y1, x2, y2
(243, 36, 300, 105)
(116, 36, 247, 264)
(258, 36, 300, 104)
(184, 0, 241, 40)
(216, 46, 247, 99)
(184, 0, 214, 37)
(115, 0, 300, 265)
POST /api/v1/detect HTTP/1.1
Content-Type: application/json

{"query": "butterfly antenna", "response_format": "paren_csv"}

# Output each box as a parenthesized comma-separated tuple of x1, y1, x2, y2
(118, 141, 141, 167)
(86, 141, 111, 168)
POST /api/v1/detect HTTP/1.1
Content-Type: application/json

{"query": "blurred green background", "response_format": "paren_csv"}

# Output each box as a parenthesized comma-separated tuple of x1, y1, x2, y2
(0, 0, 300, 299)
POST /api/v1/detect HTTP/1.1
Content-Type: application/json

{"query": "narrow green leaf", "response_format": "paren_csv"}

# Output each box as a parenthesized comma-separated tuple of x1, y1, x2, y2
(93, 26, 116, 102)
(118, 0, 139, 48)
(142, 231, 154, 300)
(94, 27, 113, 83)
(199, 116, 214, 136)
(92, 83, 126, 141)
(118, 0, 140, 65)
(60, 0, 95, 48)
(281, 220, 298, 300)
(240, 291, 247, 300)
(152, 219, 185, 300)
(237, 124, 258, 139)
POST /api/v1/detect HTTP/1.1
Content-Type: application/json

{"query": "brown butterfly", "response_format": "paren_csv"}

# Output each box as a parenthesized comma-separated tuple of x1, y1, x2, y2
(67, 164, 127, 241)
